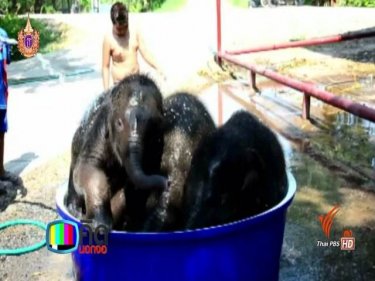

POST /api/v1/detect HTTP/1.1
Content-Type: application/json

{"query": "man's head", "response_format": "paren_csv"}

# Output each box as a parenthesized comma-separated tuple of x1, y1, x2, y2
(111, 2, 128, 36)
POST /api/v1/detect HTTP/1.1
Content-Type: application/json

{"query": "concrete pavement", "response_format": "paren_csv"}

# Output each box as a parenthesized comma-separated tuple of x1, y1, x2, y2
(5, 70, 102, 175)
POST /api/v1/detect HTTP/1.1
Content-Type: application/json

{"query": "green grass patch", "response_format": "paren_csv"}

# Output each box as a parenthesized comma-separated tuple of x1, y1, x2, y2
(0, 14, 64, 61)
(230, 0, 249, 8)
(155, 0, 188, 12)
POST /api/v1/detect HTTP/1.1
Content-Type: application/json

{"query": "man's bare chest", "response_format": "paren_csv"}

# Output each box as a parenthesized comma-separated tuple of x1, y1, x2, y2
(110, 35, 137, 61)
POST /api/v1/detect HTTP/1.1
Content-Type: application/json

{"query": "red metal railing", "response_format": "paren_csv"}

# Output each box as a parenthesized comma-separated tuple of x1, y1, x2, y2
(216, 0, 222, 66)
(225, 28, 375, 55)
(215, 0, 375, 123)
(217, 53, 375, 122)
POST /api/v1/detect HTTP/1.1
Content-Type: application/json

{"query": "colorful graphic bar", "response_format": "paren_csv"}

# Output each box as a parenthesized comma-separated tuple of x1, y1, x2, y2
(46, 220, 78, 253)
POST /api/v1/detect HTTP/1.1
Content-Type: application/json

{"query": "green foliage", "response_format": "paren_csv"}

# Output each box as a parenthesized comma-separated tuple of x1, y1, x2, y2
(0, 14, 63, 61)
(340, 0, 375, 7)
(40, 4, 56, 13)
(0, 0, 72, 14)
(124, 0, 165, 12)
(0, 1, 9, 14)
(0, 0, 189, 14)
(230, 0, 250, 8)
(79, 0, 92, 12)
(304, 0, 375, 5)
(155, 0, 187, 12)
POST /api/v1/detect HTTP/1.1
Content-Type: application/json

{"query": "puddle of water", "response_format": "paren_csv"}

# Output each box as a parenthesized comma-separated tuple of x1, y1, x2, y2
(35, 53, 65, 84)
(8, 68, 95, 86)
(250, 80, 375, 175)
(8, 54, 95, 86)
(314, 110, 375, 175)
(321, 74, 375, 101)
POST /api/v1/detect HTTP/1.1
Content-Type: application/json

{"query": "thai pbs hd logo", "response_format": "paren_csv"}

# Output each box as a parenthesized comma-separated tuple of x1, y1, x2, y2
(317, 205, 355, 251)
(46, 219, 109, 254)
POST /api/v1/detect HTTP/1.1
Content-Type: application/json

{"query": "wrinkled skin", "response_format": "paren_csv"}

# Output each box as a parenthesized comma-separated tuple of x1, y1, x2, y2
(143, 93, 216, 231)
(184, 110, 288, 230)
(66, 74, 167, 230)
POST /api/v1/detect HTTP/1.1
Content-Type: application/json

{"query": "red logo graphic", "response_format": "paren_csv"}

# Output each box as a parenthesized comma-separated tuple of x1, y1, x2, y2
(318, 205, 340, 238)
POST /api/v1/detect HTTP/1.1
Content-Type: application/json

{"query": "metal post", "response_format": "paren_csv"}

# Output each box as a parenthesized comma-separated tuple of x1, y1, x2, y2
(302, 93, 311, 120)
(249, 70, 257, 92)
(216, 0, 222, 66)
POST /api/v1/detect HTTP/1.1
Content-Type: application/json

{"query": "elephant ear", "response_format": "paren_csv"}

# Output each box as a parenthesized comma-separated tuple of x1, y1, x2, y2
(105, 93, 117, 142)
(107, 97, 128, 137)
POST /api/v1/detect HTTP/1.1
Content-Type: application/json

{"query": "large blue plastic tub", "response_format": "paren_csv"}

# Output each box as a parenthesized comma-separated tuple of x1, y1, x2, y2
(56, 172, 296, 281)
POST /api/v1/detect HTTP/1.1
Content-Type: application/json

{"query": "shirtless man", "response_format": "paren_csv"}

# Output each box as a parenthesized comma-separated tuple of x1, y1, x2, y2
(102, 2, 165, 91)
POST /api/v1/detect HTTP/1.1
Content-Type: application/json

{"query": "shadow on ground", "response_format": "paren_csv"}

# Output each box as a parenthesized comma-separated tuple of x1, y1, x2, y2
(5, 152, 38, 176)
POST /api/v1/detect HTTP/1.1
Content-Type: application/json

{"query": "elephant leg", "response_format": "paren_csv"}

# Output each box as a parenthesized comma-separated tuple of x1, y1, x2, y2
(143, 190, 169, 231)
(143, 180, 183, 232)
(111, 188, 126, 230)
(73, 162, 113, 229)
(67, 167, 86, 218)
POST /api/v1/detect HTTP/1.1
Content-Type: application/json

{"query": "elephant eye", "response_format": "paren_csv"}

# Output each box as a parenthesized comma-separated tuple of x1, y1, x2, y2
(115, 118, 124, 131)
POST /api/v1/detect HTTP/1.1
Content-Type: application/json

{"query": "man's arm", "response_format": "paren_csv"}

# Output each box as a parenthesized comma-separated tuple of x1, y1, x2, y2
(137, 30, 165, 80)
(102, 35, 111, 91)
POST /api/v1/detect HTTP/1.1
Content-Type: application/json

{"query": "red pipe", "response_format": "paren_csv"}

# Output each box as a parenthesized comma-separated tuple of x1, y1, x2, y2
(225, 28, 375, 55)
(218, 52, 375, 123)
(216, 0, 222, 66)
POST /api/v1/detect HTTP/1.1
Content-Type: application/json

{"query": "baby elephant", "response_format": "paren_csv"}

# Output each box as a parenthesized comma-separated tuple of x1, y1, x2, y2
(184, 110, 288, 230)
(143, 93, 216, 231)
(66, 74, 167, 230)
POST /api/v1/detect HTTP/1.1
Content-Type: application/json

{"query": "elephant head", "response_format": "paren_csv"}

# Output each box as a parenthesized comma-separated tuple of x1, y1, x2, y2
(107, 74, 168, 191)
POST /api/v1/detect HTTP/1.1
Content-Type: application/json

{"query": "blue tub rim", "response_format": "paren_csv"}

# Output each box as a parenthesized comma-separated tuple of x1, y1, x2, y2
(56, 171, 296, 241)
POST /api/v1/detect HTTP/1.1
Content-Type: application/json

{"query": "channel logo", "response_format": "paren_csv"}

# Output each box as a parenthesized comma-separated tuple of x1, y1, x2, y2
(46, 220, 79, 254)
(316, 205, 355, 251)
(318, 205, 340, 239)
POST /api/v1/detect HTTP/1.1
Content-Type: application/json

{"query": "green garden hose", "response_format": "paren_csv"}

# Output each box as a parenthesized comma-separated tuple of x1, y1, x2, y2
(0, 219, 46, 255)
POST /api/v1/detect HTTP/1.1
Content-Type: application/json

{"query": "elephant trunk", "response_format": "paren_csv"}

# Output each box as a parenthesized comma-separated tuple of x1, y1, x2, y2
(125, 108, 167, 190)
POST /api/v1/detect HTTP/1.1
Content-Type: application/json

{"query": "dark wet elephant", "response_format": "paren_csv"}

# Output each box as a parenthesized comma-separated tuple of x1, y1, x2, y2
(66, 74, 167, 230)
(143, 93, 216, 231)
(184, 110, 288, 230)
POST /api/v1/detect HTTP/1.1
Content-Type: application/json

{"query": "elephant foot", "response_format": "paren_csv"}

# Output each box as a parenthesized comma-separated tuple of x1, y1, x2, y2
(67, 195, 85, 219)
(85, 205, 113, 231)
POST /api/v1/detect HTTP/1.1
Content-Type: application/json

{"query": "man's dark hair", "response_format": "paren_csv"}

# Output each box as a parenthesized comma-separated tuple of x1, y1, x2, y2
(110, 2, 128, 25)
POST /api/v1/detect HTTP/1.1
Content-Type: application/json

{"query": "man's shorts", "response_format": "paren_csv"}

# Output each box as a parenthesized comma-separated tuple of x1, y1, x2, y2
(0, 110, 8, 133)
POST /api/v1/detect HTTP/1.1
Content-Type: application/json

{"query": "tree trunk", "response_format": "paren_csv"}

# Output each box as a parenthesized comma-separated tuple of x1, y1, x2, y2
(11, 0, 17, 13)
(52, 0, 57, 10)
(34, 0, 44, 13)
